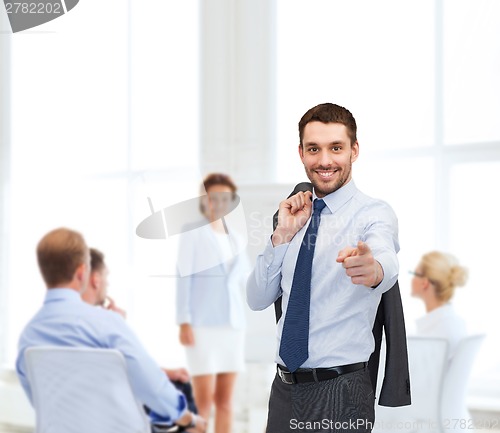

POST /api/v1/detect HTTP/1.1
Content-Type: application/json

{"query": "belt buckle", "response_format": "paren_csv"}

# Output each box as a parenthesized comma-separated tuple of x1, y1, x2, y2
(278, 366, 295, 384)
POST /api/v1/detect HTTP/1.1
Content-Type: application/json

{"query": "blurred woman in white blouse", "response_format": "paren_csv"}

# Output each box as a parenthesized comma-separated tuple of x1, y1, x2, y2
(176, 173, 249, 433)
(410, 251, 468, 359)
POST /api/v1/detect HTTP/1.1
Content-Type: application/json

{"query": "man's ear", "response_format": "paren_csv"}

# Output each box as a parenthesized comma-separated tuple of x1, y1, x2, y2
(88, 271, 98, 290)
(75, 262, 87, 284)
(351, 141, 360, 163)
(298, 144, 304, 161)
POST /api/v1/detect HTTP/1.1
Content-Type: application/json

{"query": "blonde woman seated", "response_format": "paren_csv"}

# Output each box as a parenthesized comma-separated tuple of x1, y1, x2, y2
(410, 251, 468, 358)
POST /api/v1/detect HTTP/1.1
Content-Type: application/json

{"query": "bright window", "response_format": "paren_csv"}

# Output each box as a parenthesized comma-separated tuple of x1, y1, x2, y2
(4, 0, 199, 367)
(449, 161, 500, 388)
(443, 0, 500, 145)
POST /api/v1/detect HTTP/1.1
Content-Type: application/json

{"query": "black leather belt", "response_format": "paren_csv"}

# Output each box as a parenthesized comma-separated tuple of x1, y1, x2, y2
(277, 362, 367, 384)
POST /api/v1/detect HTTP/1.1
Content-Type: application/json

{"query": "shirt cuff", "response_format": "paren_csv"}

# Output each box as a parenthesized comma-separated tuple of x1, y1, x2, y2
(264, 237, 289, 270)
(372, 251, 398, 293)
(176, 314, 192, 325)
(148, 392, 187, 424)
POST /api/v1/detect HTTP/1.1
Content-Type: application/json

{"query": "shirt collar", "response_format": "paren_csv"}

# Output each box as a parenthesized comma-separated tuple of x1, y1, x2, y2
(44, 288, 83, 304)
(313, 179, 357, 214)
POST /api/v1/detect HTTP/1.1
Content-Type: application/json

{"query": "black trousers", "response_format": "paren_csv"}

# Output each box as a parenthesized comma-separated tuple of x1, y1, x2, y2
(266, 367, 375, 433)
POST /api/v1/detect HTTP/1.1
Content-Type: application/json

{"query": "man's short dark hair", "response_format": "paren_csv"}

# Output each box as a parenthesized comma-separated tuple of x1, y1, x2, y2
(298, 103, 357, 146)
(90, 248, 106, 273)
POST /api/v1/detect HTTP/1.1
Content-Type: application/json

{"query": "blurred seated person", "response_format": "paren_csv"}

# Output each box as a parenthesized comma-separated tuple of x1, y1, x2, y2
(81, 247, 127, 318)
(16, 228, 205, 433)
(410, 251, 468, 358)
(83, 247, 195, 398)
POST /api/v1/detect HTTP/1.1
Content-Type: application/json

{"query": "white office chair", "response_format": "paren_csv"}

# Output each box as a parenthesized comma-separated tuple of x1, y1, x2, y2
(441, 334, 486, 433)
(374, 336, 449, 433)
(374, 335, 485, 433)
(25, 346, 151, 433)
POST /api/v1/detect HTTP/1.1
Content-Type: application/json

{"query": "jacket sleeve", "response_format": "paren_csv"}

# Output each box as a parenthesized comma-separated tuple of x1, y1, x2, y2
(372, 281, 412, 407)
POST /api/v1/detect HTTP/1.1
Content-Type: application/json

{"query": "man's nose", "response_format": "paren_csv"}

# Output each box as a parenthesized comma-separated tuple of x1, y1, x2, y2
(318, 149, 333, 167)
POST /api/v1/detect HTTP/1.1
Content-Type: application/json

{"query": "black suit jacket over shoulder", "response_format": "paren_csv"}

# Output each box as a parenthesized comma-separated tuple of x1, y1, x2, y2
(272, 182, 411, 407)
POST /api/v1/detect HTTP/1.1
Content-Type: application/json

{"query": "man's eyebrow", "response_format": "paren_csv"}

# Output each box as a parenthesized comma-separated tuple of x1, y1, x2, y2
(303, 140, 344, 147)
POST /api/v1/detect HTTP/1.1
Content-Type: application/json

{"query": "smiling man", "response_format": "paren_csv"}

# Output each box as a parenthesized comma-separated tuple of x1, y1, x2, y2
(247, 103, 400, 432)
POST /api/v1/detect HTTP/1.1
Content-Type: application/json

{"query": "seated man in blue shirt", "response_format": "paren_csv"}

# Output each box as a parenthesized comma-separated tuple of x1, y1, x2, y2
(83, 246, 198, 418)
(82, 247, 128, 319)
(16, 227, 205, 433)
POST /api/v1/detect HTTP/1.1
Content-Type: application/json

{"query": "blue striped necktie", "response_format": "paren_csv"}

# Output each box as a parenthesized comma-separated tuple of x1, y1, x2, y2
(279, 198, 326, 372)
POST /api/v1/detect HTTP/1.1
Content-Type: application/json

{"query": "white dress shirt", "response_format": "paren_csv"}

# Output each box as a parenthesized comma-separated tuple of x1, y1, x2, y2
(176, 221, 250, 329)
(247, 180, 399, 368)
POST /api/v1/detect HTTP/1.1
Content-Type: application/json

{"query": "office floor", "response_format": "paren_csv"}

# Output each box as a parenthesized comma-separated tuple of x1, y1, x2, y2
(3, 426, 500, 433)
(2, 422, 500, 433)
(1, 409, 498, 433)
(0, 419, 250, 433)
